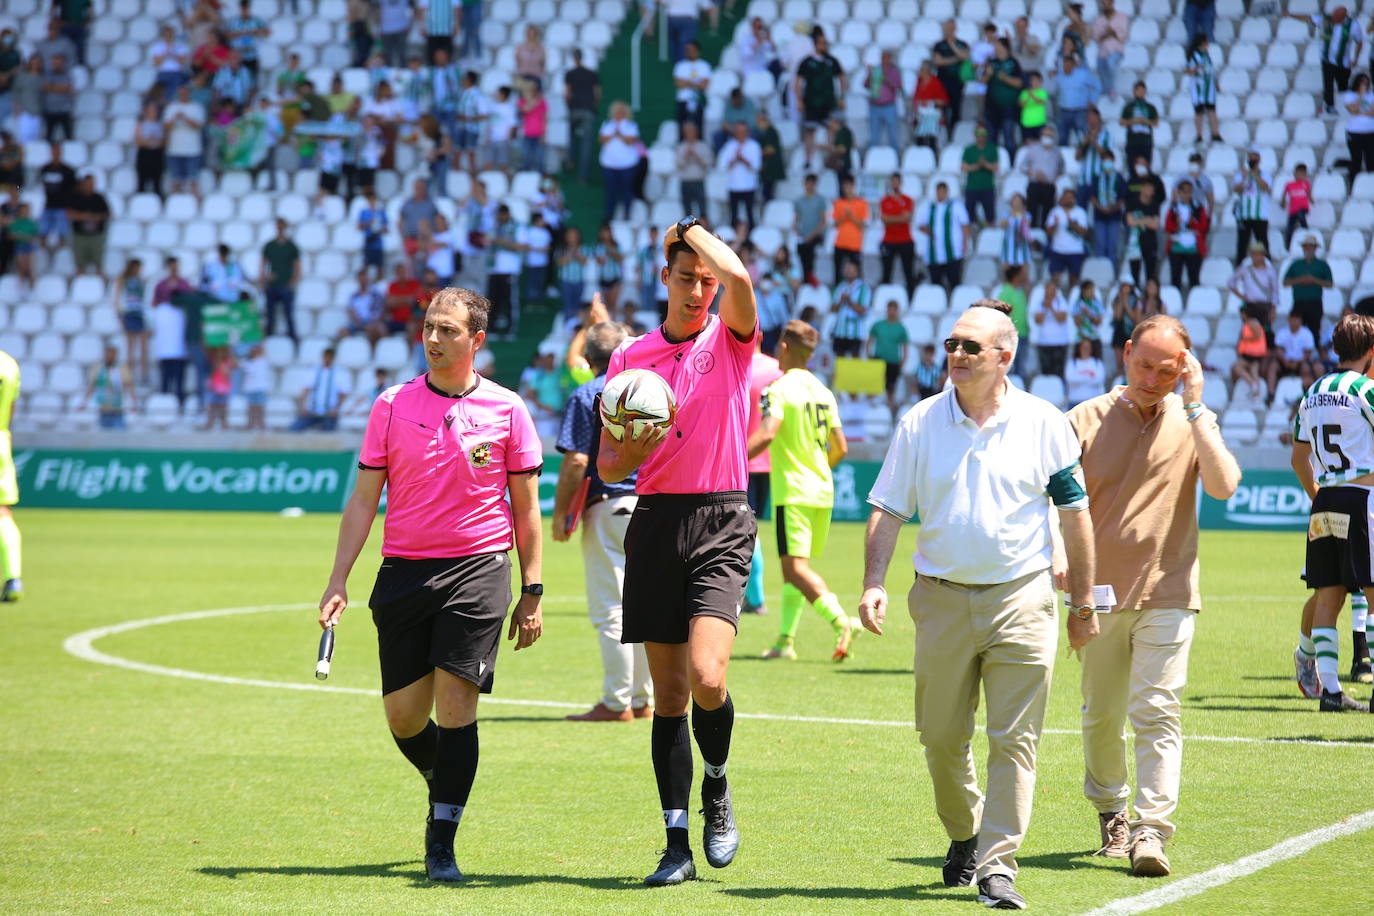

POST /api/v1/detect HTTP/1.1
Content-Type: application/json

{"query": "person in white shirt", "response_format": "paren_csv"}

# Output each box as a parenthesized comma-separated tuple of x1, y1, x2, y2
(599, 101, 641, 221)
(150, 24, 190, 94)
(485, 84, 518, 173)
(292, 347, 351, 431)
(522, 210, 554, 308)
(239, 342, 270, 431)
(152, 300, 188, 407)
(200, 244, 247, 303)
(966, 22, 998, 101)
(1342, 71, 1374, 180)
(1227, 242, 1279, 323)
(717, 120, 762, 229)
(162, 83, 205, 199)
(1033, 277, 1073, 377)
(1267, 310, 1321, 395)
(738, 16, 781, 82)
(1065, 337, 1107, 405)
(918, 181, 972, 291)
(672, 39, 712, 132)
(1045, 188, 1091, 284)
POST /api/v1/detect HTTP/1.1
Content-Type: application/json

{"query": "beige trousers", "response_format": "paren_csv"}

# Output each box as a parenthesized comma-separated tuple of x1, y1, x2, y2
(1080, 606, 1195, 839)
(582, 496, 652, 711)
(910, 568, 1058, 880)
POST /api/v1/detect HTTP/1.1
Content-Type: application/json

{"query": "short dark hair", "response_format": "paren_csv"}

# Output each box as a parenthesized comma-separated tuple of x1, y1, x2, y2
(429, 286, 491, 335)
(803, 172, 818, 183)
(666, 239, 694, 267)
(1332, 312, 1374, 361)
(780, 319, 820, 352)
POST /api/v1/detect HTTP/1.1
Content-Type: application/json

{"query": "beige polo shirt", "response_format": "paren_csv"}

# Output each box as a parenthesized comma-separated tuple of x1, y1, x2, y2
(1067, 387, 1210, 613)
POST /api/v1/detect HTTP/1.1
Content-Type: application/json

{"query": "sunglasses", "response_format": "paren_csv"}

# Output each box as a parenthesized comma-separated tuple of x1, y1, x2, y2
(944, 338, 1004, 356)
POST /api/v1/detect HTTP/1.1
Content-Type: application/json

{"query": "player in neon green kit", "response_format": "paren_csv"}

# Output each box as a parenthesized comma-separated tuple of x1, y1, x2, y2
(0, 350, 22, 601)
(747, 320, 858, 660)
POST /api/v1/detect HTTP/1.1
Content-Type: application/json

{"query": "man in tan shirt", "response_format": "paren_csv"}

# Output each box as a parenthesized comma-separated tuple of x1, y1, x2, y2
(1066, 314, 1241, 878)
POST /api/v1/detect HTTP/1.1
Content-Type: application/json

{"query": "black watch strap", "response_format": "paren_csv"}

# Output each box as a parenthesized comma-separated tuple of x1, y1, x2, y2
(521, 583, 544, 596)
(676, 216, 701, 238)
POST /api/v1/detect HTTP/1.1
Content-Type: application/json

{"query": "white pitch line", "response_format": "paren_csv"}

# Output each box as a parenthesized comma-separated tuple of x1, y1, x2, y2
(61, 604, 1374, 749)
(1081, 808, 1374, 916)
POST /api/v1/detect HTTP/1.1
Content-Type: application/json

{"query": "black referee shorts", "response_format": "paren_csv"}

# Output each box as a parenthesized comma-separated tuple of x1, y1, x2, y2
(621, 491, 756, 645)
(369, 552, 512, 695)
(1304, 486, 1374, 591)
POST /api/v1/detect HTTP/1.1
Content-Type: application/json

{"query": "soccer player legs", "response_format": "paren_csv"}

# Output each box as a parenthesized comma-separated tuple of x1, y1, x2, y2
(318, 289, 545, 881)
(0, 350, 20, 602)
(599, 218, 758, 885)
(747, 320, 855, 661)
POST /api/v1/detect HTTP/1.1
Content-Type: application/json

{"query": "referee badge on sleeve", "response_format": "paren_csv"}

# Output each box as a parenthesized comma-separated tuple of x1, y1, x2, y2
(468, 442, 496, 468)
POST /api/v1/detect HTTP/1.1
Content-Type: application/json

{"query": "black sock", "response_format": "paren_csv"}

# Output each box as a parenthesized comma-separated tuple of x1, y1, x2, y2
(1355, 629, 1369, 661)
(430, 723, 478, 848)
(651, 714, 692, 852)
(692, 693, 734, 800)
(392, 719, 438, 799)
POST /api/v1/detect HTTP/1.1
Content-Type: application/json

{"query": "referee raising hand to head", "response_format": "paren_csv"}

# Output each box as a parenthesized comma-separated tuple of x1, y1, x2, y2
(860, 304, 1098, 911)
(317, 287, 544, 883)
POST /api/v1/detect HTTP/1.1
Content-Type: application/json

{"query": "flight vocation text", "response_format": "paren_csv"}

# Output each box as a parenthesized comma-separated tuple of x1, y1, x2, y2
(31, 457, 341, 500)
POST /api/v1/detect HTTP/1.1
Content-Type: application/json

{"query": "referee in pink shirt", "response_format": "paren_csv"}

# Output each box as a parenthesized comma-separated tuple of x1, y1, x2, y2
(598, 216, 758, 886)
(317, 288, 545, 883)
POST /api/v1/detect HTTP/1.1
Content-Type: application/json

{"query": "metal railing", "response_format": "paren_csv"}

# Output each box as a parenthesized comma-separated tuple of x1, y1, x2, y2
(630, 1, 670, 112)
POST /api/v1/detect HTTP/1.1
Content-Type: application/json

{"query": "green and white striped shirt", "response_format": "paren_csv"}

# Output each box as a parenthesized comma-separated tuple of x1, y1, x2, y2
(831, 279, 871, 341)
(1315, 15, 1364, 68)
(1231, 169, 1272, 222)
(1295, 370, 1374, 487)
(1188, 50, 1215, 106)
(1078, 130, 1112, 185)
(1001, 212, 1031, 265)
(920, 199, 969, 265)
(423, 0, 457, 36)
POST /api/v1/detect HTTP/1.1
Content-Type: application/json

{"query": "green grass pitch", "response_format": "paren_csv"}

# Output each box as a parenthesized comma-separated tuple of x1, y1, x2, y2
(1, 509, 1369, 914)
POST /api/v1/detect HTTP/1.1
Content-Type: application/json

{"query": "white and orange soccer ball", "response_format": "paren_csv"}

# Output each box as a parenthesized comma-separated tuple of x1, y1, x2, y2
(599, 368, 677, 441)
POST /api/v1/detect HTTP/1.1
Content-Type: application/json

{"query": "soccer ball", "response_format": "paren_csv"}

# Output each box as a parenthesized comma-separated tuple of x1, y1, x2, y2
(599, 368, 677, 441)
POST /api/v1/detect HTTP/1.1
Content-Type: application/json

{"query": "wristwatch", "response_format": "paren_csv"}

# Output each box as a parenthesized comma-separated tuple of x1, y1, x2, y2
(521, 583, 544, 596)
(675, 215, 702, 240)
(1070, 605, 1096, 620)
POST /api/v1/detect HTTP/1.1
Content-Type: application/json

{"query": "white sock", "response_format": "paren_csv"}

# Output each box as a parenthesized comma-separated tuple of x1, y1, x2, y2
(663, 809, 687, 830)
(1352, 594, 1369, 633)
(432, 802, 464, 824)
(1298, 632, 1316, 657)
(1312, 627, 1341, 694)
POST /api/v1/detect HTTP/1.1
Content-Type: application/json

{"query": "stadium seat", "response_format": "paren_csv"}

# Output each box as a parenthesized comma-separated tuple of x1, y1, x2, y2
(1029, 374, 1066, 407)
(910, 284, 948, 315)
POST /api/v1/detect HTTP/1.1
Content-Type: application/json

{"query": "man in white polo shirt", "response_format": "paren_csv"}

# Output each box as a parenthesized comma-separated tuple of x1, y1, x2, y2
(718, 120, 762, 230)
(859, 305, 1099, 911)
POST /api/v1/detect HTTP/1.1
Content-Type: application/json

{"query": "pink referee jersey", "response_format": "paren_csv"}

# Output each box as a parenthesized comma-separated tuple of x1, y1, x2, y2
(747, 351, 783, 474)
(359, 374, 542, 559)
(607, 313, 757, 495)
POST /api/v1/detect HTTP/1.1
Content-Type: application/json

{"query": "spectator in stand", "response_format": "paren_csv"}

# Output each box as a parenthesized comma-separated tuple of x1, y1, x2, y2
(419, 0, 458, 64)
(452, 70, 484, 175)
(868, 300, 910, 414)
(67, 173, 108, 281)
(1232, 303, 1269, 400)
(152, 290, 188, 408)
(191, 27, 232, 77)
(1074, 107, 1112, 207)
(1021, 128, 1063, 228)
(558, 225, 591, 322)
(1182, 0, 1214, 45)
(821, 114, 854, 183)
(383, 260, 424, 334)
(1285, 7, 1364, 116)
(292, 348, 350, 431)
(0, 28, 19, 116)
(999, 193, 1032, 270)
(912, 59, 949, 150)
(719, 120, 762, 230)
(564, 49, 600, 184)
(592, 222, 623, 308)
(965, 22, 998, 117)
(931, 19, 970, 142)
(153, 255, 192, 308)
(664, 0, 716, 64)
(211, 49, 254, 108)
(423, 212, 457, 285)
(599, 100, 639, 221)
(1073, 279, 1105, 343)
(1033, 277, 1072, 377)
(201, 243, 248, 301)
(1282, 163, 1312, 248)
(794, 172, 827, 282)
(1231, 146, 1272, 265)
(113, 258, 151, 384)
(912, 343, 945, 397)
(879, 173, 918, 295)
(961, 125, 999, 229)
(1092, 0, 1129, 101)
(1045, 188, 1091, 285)
(515, 25, 546, 87)
(517, 80, 548, 172)
(374, 0, 409, 66)
(1284, 235, 1333, 340)
(866, 49, 904, 151)
(487, 204, 524, 337)
(482, 85, 516, 173)
(261, 218, 301, 342)
(1089, 150, 1125, 264)
(522, 210, 552, 307)
(0, 134, 19, 192)
(714, 89, 755, 152)
(13, 56, 44, 144)
(37, 140, 74, 252)
(458, 0, 484, 62)
(239, 343, 268, 431)
(41, 53, 73, 142)
(997, 263, 1031, 344)
(918, 180, 971, 292)
(276, 54, 307, 100)
(1018, 70, 1049, 145)
(740, 16, 782, 85)
(6, 202, 36, 288)
(1126, 153, 1166, 210)
(1185, 35, 1219, 145)
(1052, 53, 1100, 145)
(795, 28, 845, 162)
(36, 19, 76, 74)
(672, 40, 710, 133)
(755, 110, 785, 203)
(675, 120, 712, 221)
(151, 24, 191, 94)
(224, 0, 268, 82)
(1182, 152, 1215, 236)
(1343, 73, 1374, 179)
(830, 258, 870, 357)
(81, 345, 134, 430)
(831, 174, 868, 281)
(134, 102, 166, 198)
(1229, 242, 1280, 333)
(1119, 80, 1158, 169)
(185, 0, 222, 54)
(1065, 338, 1106, 405)
(984, 39, 1024, 157)
(1010, 16, 1044, 72)
(1063, 3, 1090, 54)
(1164, 179, 1207, 292)
(341, 267, 385, 342)
(1267, 310, 1321, 396)
(398, 178, 439, 262)
(55, 0, 93, 67)
(357, 186, 388, 274)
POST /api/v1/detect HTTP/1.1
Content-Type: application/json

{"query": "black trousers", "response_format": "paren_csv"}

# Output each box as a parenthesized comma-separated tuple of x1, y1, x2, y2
(44, 112, 73, 142)
(1037, 344, 1067, 378)
(1129, 254, 1158, 286)
(832, 247, 860, 285)
(159, 358, 187, 405)
(486, 272, 515, 334)
(929, 259, 963, 292)
(1236, 219, 1268, 264)
(939, 74, 963, 139)
(1125, 138, 1153, 172)
(1323, 61, 1351, 110)
(880, 241, 917, 293)
(1027, 181, 1055, 229)
(727, 190, 756, 229)
(798, 238, 820, 280)
(675, 101, 703, 133)
(1348, 131, 1374, 180)
(136, 147, 165, 197)
(1169, 250, 1201, 290)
